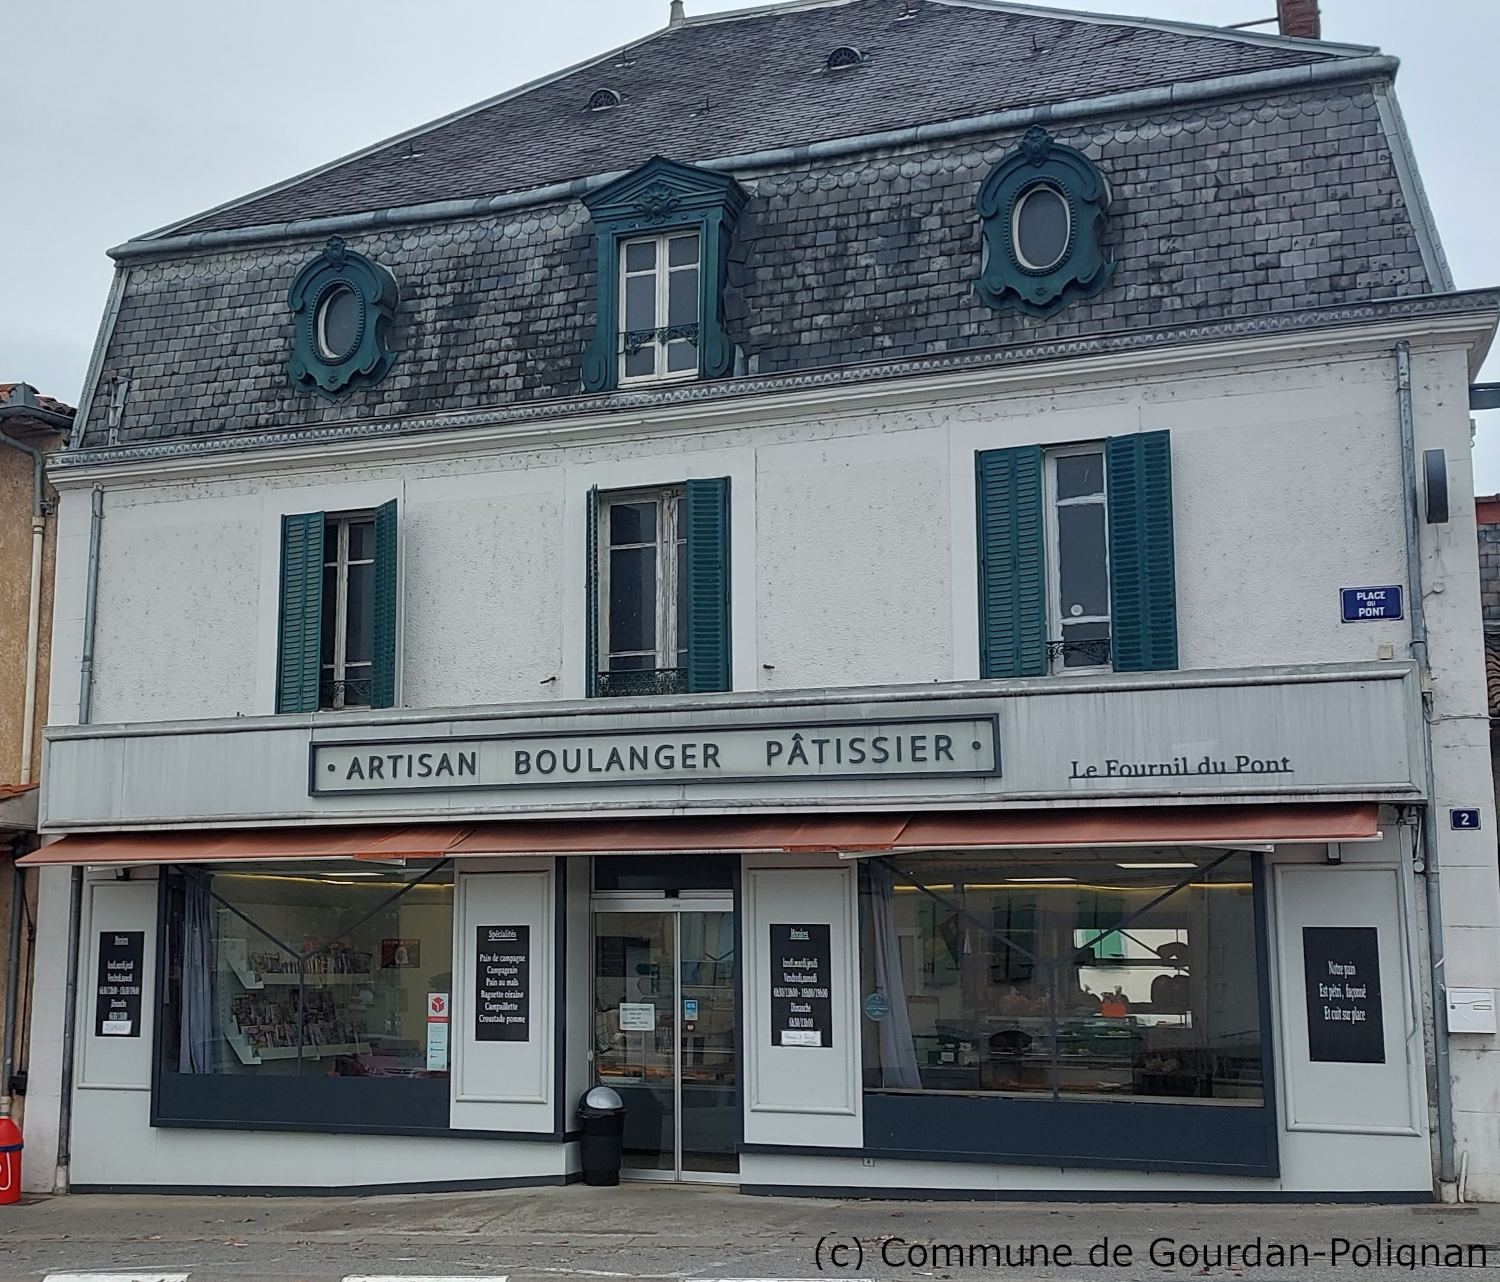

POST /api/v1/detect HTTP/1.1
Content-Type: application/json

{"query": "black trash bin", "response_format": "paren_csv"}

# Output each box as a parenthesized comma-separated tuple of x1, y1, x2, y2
(577, 1085, 626, 1186)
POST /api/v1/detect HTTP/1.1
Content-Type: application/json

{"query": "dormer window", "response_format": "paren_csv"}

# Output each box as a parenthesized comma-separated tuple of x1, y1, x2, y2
(581, 157, 747, 395)
(620, 232, 701, 383)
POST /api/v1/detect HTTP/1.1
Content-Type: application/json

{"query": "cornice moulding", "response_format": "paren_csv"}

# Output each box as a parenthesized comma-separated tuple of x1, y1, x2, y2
(47, 293, 1499, 489)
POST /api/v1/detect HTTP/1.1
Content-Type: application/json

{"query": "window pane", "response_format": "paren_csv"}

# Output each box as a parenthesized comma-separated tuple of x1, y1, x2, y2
(347, 519, 375, 562)
(609, 500, 656, 546)
(1057, 503, 1108, 620)
(1061, 619, 1111, 669)
(667, 266, 699, 328)
(320, 565, 337, 669)
(665, 337, 697, 373)
(624, 345, 656, 379)
(667, 235, 699, 267)
(345, 562, 374, 665)
(675, 537, 687, 669)
(163, 862, 454, 1081)
(859, 853, 1264, 1104)
(317, 285, 362, 361)
(609, 545, 657, 657)
(624, 274, 657, 333)
(1056, 453, 1104, 500)
(1015, 184, 1070, 271)
(624, 240, 657, 272)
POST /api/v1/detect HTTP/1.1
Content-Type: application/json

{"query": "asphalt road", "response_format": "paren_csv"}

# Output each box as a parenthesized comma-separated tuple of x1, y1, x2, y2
(0, 1184, 1498, 1282)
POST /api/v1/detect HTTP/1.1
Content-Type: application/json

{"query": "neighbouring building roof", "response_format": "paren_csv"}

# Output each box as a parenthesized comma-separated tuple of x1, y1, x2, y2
(0, 784, 38, 803)
(0, 384, 75, 421)
(160, 0, 1355, 237)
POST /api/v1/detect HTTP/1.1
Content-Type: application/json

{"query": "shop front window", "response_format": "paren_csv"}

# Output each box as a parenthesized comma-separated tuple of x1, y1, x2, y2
(157, 861, 454, 1132)
(859, 850, 1263, 1105)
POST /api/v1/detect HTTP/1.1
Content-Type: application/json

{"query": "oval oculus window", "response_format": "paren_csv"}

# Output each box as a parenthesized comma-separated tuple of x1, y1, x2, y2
(315, 283, 363, 363)
(1012, 183, 1071, 272)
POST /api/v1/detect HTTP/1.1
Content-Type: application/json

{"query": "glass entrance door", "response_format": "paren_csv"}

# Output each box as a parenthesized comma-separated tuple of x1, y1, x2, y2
(593, 901, 737, 1180)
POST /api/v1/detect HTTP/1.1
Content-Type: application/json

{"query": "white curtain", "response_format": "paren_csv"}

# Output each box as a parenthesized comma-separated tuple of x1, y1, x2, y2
(868, 861, 921, 1088)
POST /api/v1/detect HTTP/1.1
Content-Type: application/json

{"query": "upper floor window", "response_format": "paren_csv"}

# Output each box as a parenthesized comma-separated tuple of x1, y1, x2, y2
(597, 488, 688, 695)
(286, 236, 400, 400)
(587, 478, 732, 697)
(1046, 447, 1110, 671)
(977, 433, 1176, 678)
(620, 233, 701, 384)
(582, 157, 747, 396)
(321, 513, 377, 709)
(277, 502, 398, 714)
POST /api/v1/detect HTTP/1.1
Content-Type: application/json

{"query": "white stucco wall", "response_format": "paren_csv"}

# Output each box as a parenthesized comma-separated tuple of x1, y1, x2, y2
(47, 341, 1421, 726)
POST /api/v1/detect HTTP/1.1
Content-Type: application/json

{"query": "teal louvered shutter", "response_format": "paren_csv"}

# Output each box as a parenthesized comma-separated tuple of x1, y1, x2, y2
(371, 499, 399, 708)
(585, 486, 600, 697)
(976, 447, 1047, 679)
(685, 477, 732, 693)
(276, 512, 325, 713)
(1106, 431, 1178, 672)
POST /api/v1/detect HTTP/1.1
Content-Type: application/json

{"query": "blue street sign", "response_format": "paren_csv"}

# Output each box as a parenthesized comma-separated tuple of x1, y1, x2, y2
(1341, 586, 1403, 622)
(1451, 809, 1482, 831)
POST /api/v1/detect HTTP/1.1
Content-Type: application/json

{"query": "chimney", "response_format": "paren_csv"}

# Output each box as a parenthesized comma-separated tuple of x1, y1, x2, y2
(1276, 0, 1321, 39)
(669, 0, 686, 26)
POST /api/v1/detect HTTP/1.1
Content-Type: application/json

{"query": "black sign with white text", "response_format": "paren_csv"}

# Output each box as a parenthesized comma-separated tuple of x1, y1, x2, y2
(95, 931, 144, 1038)
(1303, 926, 1384, 1063)
(770, 923, 832, 1048)
(475, 925, 530, 1042)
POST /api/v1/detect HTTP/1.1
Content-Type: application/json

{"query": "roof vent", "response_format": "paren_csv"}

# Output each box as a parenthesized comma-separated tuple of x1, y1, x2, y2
(896, 0, 920, 18)
(587, 88, 622, 112)
(825, 46, 866, 71)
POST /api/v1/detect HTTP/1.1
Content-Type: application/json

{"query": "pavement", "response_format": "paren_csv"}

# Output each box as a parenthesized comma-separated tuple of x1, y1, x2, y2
(0, 1183, 1498, 1282)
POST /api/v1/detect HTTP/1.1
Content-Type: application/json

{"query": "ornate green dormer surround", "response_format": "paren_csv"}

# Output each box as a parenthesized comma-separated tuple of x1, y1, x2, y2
(286, 237, 400, 399)
(582, 157, 748, 394)
(976, 127, 1113, 319)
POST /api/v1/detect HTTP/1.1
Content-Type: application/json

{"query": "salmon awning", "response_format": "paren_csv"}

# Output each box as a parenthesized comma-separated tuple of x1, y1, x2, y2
(449, 803, 1379, 856)
(22, 803, 1378, 866)
(18, 824, 470, 867)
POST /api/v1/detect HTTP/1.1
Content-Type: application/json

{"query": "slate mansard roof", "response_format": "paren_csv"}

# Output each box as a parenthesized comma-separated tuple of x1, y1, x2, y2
(163, 0, 1352, 238)
(74, 0, 1471, 457)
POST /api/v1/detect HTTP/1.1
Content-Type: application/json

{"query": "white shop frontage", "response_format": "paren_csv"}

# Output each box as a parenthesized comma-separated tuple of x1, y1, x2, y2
(24, 661, 1444, 1198)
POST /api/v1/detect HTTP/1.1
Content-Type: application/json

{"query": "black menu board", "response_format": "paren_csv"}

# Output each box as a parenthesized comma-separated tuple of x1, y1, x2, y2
(475, 925, 530, 1042)
(770, 923, 832, 1048)
(1303, 926, 1385, 1063)
(95, 931, 145, 1038)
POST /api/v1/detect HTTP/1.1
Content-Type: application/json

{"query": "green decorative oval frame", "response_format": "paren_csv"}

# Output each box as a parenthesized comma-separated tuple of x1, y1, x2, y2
(976, 127, 1114, 318)
(286, 236, 399, 398)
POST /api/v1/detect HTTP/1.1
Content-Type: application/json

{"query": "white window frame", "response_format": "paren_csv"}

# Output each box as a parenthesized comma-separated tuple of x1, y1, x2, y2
(597, 487, 686, 678)
(321, 511, 375, 710)
(1043, 444, 1111, 675)
(618, 232, 701, 386)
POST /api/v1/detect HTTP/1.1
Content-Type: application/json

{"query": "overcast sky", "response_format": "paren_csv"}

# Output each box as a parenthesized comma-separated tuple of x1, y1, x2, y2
(5, 0, 1496, 481)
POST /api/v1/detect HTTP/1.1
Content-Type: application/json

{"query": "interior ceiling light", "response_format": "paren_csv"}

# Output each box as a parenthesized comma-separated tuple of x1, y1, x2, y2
(1004, 876, 1077, 884)
(1117, 861, 1198, 869)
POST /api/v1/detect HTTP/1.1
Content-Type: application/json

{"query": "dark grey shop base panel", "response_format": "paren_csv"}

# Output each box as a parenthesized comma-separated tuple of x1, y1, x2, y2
(70, 1173, 580, 1198)
(863, 1092, 1279, 1177)
(153, 1071, 451, 1135)
(740, 1184, 1435, 1204)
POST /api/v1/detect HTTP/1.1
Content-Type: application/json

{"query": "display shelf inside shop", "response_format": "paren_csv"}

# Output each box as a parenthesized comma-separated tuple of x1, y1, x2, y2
(223, 1028, 370, 1067)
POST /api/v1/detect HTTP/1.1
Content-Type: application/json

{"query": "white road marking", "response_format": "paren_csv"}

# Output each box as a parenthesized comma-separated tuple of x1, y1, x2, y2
(43, 1274, 190, 1282)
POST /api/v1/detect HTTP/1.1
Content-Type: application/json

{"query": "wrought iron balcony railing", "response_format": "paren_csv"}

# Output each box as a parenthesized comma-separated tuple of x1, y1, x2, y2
(596, 668, 688, 698)
(1047, 637, 1112, 668)
(319, 677, 373, 710)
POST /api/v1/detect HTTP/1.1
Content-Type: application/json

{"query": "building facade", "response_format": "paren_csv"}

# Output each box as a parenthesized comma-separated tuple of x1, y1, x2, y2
(22, 0, 1500, 1199)
(0, 383, 72, 1143)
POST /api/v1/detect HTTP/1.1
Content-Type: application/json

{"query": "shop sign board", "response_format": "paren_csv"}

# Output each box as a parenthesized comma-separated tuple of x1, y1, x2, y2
(95, 930, 144, 1037)
(1302, 926, 1384, 1063)
(310, 716, 1000, 794)
(770, 923, 832, 1048)
(475, 925, 530, 1042)
(1341, 586, 1402, 622)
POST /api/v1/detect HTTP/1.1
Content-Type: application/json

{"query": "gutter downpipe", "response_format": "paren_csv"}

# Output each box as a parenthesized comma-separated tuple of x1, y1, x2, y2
(55, 485, 104, 1192)
(1, 841, 24, 1119)
(1397, 340, 1457, 1186)
(0, 429, 47, 784)
(54, 865, 82, 1193)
